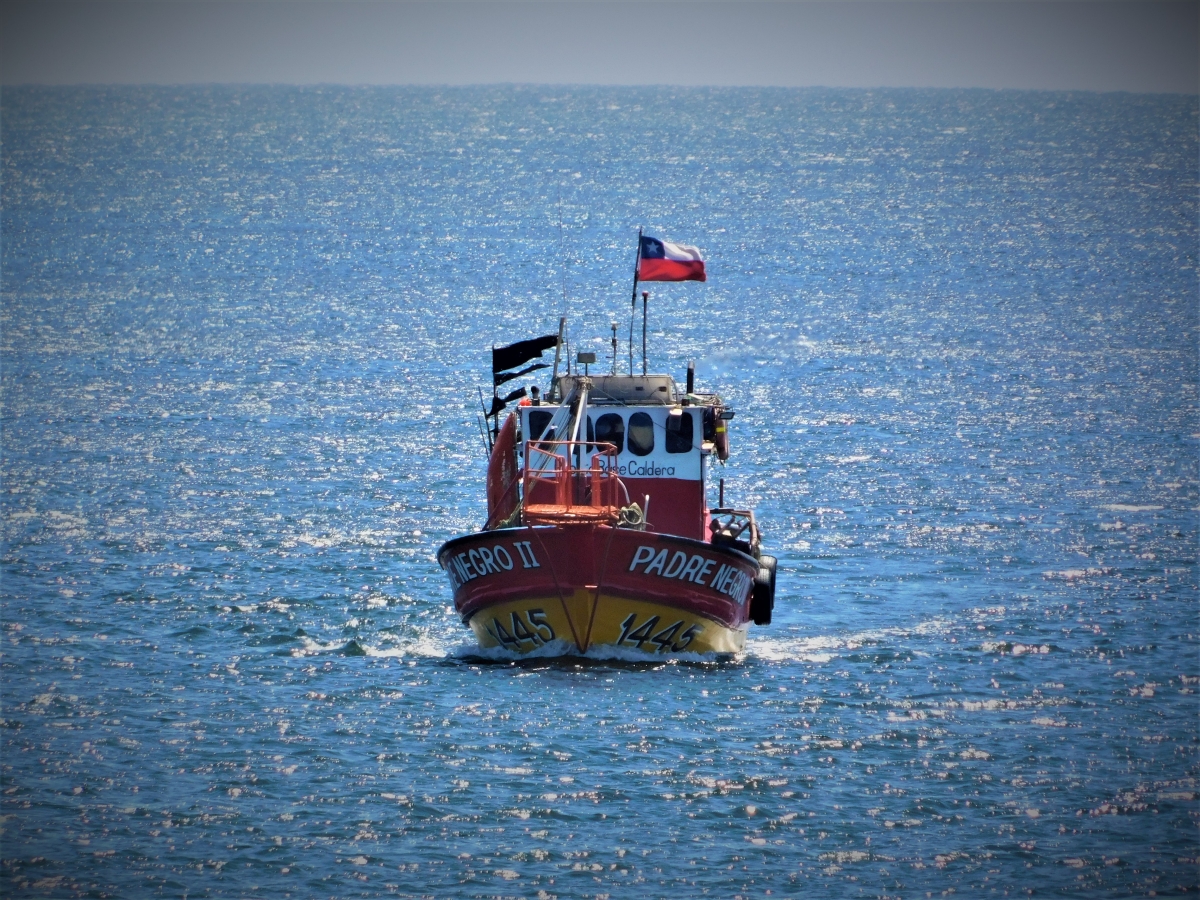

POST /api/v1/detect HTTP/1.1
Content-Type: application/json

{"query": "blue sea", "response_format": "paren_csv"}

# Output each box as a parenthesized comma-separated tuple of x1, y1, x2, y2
(1, 85, 1197, 898)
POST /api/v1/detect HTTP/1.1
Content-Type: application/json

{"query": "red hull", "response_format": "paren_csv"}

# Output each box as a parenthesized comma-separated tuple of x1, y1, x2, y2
(438, 525, 759, 654)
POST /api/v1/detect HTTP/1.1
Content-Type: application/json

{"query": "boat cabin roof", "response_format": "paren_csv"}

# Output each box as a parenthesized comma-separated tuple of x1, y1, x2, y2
(554, 374, 679, 405)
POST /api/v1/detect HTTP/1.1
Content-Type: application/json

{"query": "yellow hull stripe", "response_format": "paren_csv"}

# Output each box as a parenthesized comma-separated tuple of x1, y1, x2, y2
(467, 594, 746, 655)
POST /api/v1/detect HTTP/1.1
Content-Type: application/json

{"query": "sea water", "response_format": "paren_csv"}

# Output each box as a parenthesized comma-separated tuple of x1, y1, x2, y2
(1, 85, 1196, 898)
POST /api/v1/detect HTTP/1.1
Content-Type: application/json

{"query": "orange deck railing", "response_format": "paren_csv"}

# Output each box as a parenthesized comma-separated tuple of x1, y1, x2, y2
(522, 441, 622, 524)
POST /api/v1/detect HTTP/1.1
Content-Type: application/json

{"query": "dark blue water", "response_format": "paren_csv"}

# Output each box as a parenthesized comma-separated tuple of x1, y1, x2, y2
(2, 85, 1197, 898)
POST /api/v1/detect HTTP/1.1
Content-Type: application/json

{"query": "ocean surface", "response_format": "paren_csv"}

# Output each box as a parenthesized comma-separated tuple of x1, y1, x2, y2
(1, 85, 1197, 899)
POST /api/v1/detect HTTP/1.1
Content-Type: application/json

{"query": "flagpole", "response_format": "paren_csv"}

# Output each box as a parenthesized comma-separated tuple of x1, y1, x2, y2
(642, 290, 649, 376)
(629, 227, 641, 376)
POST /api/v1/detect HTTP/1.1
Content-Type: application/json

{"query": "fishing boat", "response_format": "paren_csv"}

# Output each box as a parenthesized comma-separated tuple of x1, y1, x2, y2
(437, 233, 777, 655)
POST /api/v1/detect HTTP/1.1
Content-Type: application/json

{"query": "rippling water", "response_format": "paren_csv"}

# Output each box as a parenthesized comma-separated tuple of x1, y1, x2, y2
(2, 86, 1197, 898)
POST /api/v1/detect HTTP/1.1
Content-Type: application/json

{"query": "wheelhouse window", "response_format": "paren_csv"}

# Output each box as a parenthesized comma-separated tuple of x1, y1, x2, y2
(627, 412, 654, 456)
(527, 410, 554, 444)
(592, 413, 624, 454)
(665, 410, 694, 454)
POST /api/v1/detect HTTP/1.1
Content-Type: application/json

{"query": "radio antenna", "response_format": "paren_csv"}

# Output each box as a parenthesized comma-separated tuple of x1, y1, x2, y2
(558, 184, 568, 318)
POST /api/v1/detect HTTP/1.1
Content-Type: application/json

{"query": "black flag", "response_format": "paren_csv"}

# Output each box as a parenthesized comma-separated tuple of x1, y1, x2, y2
(494, 361, 550, 387)
(489, 386, 527, 417)
(492, 334, 558, 376)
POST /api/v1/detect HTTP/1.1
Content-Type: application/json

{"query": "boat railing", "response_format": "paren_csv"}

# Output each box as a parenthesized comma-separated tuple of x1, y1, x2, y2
(523, 441, 622, 523)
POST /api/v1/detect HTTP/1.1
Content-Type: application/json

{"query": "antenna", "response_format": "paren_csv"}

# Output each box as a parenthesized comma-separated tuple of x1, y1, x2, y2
(641, 290, 649, 376)
(558, 184, 568, 319)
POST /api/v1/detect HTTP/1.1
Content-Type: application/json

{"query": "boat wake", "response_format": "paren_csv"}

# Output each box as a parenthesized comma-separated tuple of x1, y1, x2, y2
(448, 638, 738, 666)
(746, 619, 953, 663)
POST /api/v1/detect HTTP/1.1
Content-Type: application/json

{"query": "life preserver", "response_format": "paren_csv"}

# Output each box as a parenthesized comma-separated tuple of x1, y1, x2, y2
(703, 406, 731, 461)
(485, 413, 520, 529)
(714, 417, 730, 461)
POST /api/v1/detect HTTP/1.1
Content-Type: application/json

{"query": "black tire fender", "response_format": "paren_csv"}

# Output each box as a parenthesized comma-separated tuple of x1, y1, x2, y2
(750, 554, 777, 626)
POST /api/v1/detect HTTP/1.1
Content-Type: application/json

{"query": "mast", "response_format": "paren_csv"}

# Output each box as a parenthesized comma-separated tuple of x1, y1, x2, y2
(629, 227, 641, 376)
(642, 290, 649, 376)
(549, 316, 566, 400)
(569, 376, 589, 470)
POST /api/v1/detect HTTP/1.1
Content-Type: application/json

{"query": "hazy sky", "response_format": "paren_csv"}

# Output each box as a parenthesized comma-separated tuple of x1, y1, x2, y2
(2, 1, 1196, 92)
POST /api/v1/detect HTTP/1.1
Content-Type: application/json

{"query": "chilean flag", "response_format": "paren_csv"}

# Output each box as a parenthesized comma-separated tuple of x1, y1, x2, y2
(638, 234, 707, 282)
